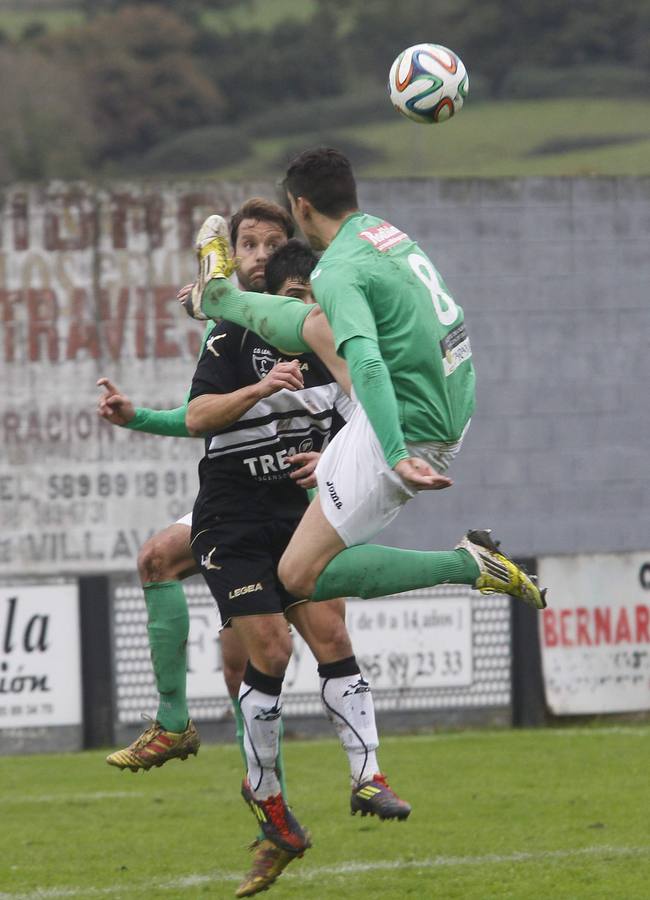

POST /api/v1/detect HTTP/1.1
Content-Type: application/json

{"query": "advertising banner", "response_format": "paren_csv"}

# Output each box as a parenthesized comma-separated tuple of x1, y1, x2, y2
(114, 579, 506, 725)
(0, 583, 82, 728)
(185, 593, 473, 702)
(539, 553, 650, 714)
(0, 184, 251, 576)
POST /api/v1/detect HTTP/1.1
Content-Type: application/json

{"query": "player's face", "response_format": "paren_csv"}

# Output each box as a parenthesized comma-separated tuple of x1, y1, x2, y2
(235, 218, 288, 291)
(277, 277, 316, 304)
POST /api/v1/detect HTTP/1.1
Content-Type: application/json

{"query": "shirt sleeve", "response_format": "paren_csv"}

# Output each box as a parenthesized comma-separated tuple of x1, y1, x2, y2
(125, 405, 190, 437)
(311, 261, 378, 352)
(340, 334, 408, 469)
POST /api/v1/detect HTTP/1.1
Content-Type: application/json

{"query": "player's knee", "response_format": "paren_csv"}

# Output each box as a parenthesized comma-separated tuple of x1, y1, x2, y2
(262, 641, 292, 678)
(138, 527, 192, 584)
(278, 559, 315, 603)
(252, 627, 292, 678)
(137, 537, 167, 584)
(137, 534, 179, 584)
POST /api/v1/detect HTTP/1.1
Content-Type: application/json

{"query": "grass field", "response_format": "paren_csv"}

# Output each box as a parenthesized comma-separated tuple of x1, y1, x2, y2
(2, 726, 650, 899)
(213, 98, 650, 181)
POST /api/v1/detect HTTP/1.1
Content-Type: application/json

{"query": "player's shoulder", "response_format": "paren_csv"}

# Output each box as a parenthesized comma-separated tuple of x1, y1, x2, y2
(207, 320, 246, 341)
(201, 320, 246, 357)
(326, 212, 412, 265)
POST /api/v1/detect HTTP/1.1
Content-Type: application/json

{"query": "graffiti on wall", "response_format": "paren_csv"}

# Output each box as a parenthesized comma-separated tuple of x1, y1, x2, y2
(0, 183, 265, 574)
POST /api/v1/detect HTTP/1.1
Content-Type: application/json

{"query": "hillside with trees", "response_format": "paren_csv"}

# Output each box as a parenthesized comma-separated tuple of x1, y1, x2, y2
(0, 0, 648, 181)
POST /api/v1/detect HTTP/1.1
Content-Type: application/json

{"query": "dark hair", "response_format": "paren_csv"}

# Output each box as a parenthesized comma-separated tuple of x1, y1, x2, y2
(284, 147, 358, 218)
(264, 239, 318, 295)
(229, 197, 294, 248)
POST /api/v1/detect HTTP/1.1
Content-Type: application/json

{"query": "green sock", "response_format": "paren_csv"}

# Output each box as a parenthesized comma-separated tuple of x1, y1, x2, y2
(312, 546, 480, 601)
(232, 696, 247, 770)
(144, 581, 189, 732)
(202, 279, 311, 353)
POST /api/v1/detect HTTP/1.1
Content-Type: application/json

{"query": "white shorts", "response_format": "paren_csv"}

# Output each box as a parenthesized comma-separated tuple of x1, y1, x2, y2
(175, 512, 193, 528)
(316, 403, 467, 547)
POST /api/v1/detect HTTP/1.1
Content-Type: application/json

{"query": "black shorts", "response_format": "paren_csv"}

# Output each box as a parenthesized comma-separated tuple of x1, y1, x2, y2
(191, 518, 302, 625)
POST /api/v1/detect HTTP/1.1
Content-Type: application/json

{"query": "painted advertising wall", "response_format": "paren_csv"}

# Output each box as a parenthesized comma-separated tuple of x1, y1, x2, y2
(0, 183, 268, 575)
(1, 177, 648, 578)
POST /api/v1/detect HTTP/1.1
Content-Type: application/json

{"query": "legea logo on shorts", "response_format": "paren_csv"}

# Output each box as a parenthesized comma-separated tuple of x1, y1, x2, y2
(326, 480, 342, 509)
(228, 582, 263, 599)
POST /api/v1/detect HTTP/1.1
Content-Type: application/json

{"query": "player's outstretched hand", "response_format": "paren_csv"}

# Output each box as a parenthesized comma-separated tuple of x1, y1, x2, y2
(178, 282, 209, 320)
(394, 457, 453, 491)
(258, 360, 304, 397)
(96, 377, 136, 427)
(177, 283, 195, 306)
(287, 451, 320, 489)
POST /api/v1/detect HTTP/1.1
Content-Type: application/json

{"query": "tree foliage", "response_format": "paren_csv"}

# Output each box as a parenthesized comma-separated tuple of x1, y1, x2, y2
(0, 48, 95, 182)
(0, 0, 648, 180)
(42, 4, 224, 161)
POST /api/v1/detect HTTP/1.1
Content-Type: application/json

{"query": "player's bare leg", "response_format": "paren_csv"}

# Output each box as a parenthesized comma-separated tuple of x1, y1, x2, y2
(277, 493, 545, 607)
(278, 496, 344, 600)
(301, 306, 351, 396)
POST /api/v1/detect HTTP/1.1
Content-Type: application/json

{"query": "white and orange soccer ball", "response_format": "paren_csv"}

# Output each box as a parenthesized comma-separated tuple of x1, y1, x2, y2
(388, 43, 468, 124)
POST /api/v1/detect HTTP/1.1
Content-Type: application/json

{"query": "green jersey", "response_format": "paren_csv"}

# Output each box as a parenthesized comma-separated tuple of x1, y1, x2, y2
(311, 212, 475, 444)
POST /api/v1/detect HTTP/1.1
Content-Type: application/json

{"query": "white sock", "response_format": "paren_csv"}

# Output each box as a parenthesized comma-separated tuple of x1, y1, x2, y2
(238, 664, 284, 800)
(319, 657, 379, 786)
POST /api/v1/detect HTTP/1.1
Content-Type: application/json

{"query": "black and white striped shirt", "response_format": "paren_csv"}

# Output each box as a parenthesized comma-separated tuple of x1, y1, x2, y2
(190, 322, 352, 525)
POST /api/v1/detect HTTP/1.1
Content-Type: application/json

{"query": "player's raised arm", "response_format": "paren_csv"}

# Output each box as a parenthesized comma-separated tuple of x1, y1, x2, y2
(96, 377, 191, 437)
(186, 359, 303, 436)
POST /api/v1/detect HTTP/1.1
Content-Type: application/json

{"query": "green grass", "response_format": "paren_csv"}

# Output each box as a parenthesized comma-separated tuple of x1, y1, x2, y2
(212, 98, 650, 180)
(202, 0, 317, 34)
(2, 726, 650, 898)
(0, 8, 83, 38)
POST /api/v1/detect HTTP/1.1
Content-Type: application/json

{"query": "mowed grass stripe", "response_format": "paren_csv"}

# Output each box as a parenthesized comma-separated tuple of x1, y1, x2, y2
(3, 729, 649, 899)
(1, 845, 648, 899)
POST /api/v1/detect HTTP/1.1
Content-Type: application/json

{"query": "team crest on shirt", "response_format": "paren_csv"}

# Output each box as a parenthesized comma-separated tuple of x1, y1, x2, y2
(252, 347, 277, 379)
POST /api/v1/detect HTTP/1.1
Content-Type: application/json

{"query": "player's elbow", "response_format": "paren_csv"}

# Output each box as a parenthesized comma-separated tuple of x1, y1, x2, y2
(185, 403, 205, 437)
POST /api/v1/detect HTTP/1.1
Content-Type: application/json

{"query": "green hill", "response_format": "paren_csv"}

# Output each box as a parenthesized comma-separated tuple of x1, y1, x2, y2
(208, 98, 650, 181)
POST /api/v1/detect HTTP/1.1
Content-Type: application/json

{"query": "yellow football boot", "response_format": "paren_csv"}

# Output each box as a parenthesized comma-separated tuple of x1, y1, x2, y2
(457, 529, 547, 610)
(183, 214, 236, 320)
(235, 838, 303, 897)
(105, 719, 200, 772)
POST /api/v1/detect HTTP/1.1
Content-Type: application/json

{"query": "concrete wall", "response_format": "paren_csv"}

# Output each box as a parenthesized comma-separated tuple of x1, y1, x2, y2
(0, 177, 648, 575)
(359, 177, 650, 558)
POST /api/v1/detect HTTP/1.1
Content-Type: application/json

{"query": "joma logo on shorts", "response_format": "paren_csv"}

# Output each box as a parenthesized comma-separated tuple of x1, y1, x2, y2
(228, 582, 263, 599)
(326, 480, 342, 509)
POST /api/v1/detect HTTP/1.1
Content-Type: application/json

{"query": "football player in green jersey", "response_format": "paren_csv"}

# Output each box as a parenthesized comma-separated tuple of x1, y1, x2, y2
(183, 147, 546, 613)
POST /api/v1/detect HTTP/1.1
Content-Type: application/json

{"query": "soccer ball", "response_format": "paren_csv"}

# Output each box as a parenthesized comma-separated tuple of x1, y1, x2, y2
(388, 44, 468, 124)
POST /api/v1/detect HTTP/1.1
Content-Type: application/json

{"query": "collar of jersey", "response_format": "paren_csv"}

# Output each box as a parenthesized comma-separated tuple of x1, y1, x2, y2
(335, 210, 365, 237)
